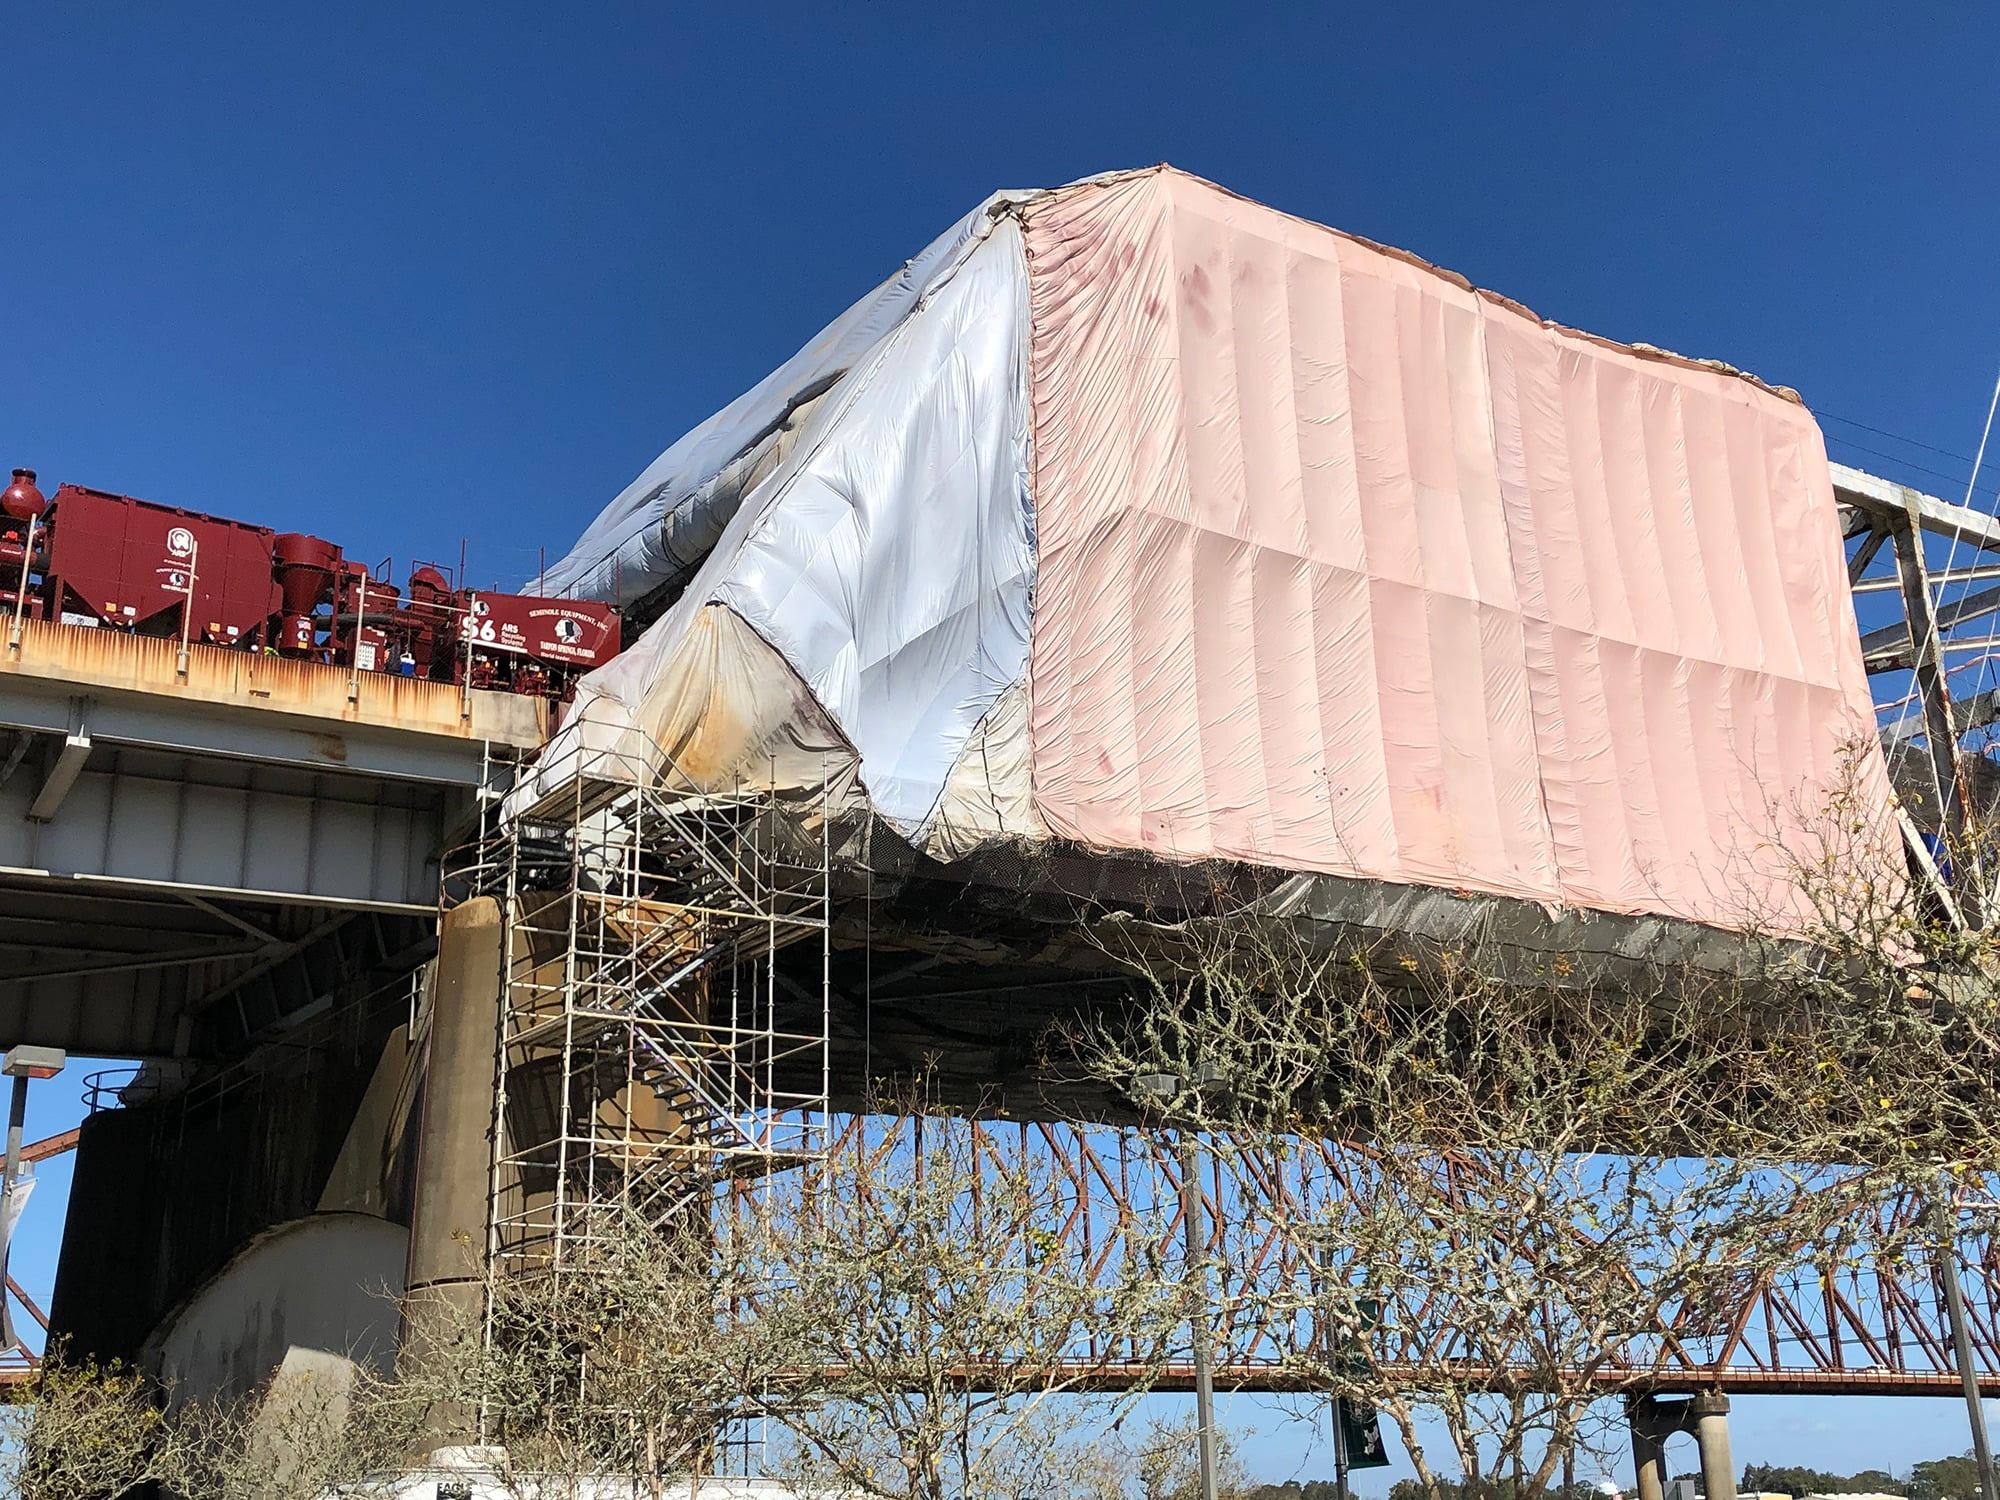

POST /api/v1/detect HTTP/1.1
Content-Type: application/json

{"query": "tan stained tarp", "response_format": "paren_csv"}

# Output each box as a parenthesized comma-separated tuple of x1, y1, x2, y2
(1021, 168, 1892, 929)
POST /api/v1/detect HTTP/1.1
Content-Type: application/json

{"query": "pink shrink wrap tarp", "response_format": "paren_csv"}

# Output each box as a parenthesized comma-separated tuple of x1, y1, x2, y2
(532, 165, 1896, 937)
(1021, 169, 1892, 929)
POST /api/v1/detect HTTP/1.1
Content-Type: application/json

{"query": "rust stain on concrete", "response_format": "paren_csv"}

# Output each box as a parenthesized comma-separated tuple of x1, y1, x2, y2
(0, 618, 546, 748)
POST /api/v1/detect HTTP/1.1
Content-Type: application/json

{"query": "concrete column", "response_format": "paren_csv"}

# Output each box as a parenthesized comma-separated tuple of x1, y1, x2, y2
(1627, 1395, 1673, 1500)
(400, 897, 503, 1383)
(1691, 1392, 1735, 1500)
(1630, 1429, 1667, 1500)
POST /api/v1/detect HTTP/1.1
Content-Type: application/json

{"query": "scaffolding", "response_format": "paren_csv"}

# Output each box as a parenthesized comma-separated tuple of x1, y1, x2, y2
(469, 741, 832, 1286)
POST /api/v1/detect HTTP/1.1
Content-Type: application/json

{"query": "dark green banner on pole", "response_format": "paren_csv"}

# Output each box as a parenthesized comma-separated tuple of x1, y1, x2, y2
(1327, 1296, 1387, 1470)
(1339, 1400, 1389, 1470)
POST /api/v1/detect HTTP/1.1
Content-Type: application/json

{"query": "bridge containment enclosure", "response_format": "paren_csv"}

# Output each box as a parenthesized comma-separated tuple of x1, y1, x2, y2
(28, 164, 2000, 1455)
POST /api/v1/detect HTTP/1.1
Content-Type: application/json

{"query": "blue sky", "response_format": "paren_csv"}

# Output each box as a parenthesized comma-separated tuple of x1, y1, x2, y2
(6, 1, 2000, 1484)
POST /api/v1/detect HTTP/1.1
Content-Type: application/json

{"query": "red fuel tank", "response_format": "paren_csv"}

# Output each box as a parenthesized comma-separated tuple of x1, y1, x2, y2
(2, 469, 46, 523)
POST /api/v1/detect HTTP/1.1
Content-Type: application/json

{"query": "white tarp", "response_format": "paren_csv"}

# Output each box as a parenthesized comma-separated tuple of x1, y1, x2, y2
(541, 215, 1035, 835)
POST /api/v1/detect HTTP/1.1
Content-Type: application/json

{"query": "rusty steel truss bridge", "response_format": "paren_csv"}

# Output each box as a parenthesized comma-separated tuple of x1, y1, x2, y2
(765, 1115, 2000, 1399)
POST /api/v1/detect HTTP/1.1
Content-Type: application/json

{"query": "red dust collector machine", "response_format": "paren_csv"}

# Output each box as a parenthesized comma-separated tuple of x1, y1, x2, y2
(0, 468, 620, 700)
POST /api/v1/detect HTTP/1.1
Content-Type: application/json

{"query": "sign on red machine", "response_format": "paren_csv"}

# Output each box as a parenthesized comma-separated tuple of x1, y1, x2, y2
(460, 594, 621, 667)
(456, 592, 621, 697)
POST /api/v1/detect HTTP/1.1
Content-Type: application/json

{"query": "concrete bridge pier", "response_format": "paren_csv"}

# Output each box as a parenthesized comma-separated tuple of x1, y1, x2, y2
(1629, 1402, 1667, 1500)
(1628, 1391, 1734, 1500)
(1691, 1392, 1735, 1500)
(399, 895, 503, 1440)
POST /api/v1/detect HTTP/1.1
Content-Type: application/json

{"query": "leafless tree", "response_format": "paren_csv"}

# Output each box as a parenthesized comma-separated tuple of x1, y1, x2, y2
(383, 1096, 1182, 1498)
(741, 1101, 1179, 1500)
(161, 1353, 422, 1500)
(0, 1346, 178, 1498)
(17, 1112, 1180, 1500)
(1061, 764, 2000, 1500)
(478, 1219, 760, 1492)
(40, 766, 2000, 1500)
(1130, 1414, 1253, 1500)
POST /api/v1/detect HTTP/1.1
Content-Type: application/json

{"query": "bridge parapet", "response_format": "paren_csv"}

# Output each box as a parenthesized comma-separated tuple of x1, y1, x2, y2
(0, 618, 542, 776)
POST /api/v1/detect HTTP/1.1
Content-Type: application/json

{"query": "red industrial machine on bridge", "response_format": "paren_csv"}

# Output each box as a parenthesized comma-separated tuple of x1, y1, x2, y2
(0, 467, 620, 700)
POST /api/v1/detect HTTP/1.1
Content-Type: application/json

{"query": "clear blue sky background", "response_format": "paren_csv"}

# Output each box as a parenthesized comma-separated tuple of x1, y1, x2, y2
(6, 2, 1999, 1485)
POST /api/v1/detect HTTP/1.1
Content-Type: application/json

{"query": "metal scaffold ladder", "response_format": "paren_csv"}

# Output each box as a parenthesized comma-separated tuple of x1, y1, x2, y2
(467, 743, 833, 1283)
